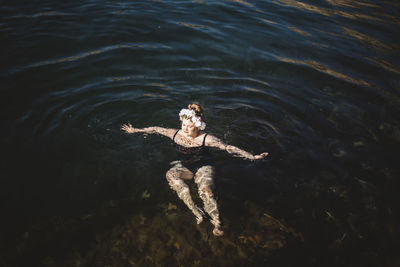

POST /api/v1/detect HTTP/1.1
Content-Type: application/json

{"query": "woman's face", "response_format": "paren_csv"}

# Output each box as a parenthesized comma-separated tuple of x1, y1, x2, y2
(181, 118, 199, 138)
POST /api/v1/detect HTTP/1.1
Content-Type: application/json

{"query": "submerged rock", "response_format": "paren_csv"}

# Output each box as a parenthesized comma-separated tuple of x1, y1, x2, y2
(141, 190, 151, 200)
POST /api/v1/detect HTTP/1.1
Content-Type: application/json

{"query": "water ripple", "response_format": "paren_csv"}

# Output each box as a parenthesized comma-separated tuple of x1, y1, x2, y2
(205, 75, 271, 88)
(272, 0, 398, 25)
(276, 56, 370, 86)
(342, 27, 400, 52)
(366, 57, 400, 76)
(176, 21, 223, 36)
(11, 11, 73, 19)
(325, 0, 380, 9)
(274, 55, 400, 102)
(229, 0, 255, 8)
(288, 25, 311, 36)
(13, 43, 171, 72)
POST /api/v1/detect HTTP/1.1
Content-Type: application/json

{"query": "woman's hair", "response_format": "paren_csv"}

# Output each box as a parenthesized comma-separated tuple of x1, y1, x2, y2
(188, 103, 205, 119)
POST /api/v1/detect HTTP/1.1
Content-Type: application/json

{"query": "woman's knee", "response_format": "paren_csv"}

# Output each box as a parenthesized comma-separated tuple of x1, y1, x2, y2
(196, 165, 214, 177)
(194, 165, 214, 183)
(166, 168, 177, 182)
(167, 166, 193, 181)
(166, 168, 191, 182)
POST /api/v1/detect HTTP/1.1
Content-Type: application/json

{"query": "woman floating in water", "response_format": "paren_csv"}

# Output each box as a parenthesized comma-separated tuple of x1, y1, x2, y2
(121, 103, 268, 236)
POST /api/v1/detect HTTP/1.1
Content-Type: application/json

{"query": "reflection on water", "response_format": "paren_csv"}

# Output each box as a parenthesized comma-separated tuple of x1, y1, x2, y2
(288, 25, 311, 36)
(366, 57, 400, 76)
(326, 0, 379, 9)
(260, 18, 278, 25)
(13, 11, 72, 19)
(342, 27, 399, 52)
(230, 0, 255, 8)
(273, 0, 397, 25)
(27, 43, 171, 69)
(275, 55, 371, 87)
(272, 0, 333, 17)
(274, 55, 400, 102)
(178, 22, 209, 29)
(1, 0, 400, 266)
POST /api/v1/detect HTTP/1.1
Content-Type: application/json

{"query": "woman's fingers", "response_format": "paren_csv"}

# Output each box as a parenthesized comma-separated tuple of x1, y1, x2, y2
(121, 123, 134, 132)
(254, 152, 269, 160)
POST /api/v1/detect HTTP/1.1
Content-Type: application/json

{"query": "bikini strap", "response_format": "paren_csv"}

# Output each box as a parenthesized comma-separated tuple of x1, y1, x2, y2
(173, 130, 179, 142)
(202, 133, 208, 146)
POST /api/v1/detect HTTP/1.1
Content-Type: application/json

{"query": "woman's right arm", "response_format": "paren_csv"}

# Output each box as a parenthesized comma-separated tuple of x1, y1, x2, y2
(205, 134, 269, 161)
(121, 123, 176, 139)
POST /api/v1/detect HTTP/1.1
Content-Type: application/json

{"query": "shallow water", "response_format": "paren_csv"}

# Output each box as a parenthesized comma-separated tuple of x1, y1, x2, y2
(1, 0, 400, 266)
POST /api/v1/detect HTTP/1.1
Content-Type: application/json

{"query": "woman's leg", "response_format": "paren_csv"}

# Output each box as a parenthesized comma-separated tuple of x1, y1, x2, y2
(166, 161, 204, 224)
(194, 165, 224, 236)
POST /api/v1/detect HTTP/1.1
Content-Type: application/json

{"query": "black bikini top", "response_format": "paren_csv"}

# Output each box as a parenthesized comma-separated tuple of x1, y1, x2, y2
(173, 130, 208, 155)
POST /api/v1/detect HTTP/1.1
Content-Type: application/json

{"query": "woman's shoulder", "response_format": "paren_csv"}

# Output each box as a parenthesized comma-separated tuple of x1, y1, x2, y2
(202, 132, 218, 139)
(168, 128, 180, 135)
(154, 127, 178, 139)
(204, 133, 225, 148)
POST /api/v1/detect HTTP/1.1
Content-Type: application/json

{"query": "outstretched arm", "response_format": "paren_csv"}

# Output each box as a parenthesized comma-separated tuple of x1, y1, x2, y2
(121, 123, 177, 139)
(205, 135, 269, 161)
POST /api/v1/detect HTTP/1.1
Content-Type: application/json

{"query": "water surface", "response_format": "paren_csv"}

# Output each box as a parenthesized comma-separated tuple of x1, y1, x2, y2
(1, 0, 400, 266)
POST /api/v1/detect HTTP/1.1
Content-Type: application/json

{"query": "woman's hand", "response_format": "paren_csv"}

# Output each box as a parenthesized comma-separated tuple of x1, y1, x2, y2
(252, 152, 269, 160)
(121, 123, 139, 134)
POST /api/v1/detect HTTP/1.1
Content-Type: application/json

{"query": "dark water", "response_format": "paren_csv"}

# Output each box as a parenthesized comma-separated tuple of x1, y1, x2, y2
(1, 0, 400, 266)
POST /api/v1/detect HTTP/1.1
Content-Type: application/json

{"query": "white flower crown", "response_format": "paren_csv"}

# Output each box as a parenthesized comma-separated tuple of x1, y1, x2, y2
(179, 108, 206, 130)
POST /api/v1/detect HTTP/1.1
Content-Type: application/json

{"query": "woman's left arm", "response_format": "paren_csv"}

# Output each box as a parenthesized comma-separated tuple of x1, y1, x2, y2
(205, 135, 269, 161)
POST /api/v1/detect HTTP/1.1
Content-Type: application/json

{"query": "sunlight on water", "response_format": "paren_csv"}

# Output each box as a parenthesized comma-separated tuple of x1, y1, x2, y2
(342, 27, 399, 52)
(287, 25, 311, 36)
(366, 57, 400, 76)
(326, 0, 380, 9)
(27, 43, 172, 69)
(273, 0, 397, 25)
(275, 55, 371, 86)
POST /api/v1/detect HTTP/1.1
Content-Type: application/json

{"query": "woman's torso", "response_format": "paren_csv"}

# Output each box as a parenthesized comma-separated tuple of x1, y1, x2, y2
(172, 130, 213, 171)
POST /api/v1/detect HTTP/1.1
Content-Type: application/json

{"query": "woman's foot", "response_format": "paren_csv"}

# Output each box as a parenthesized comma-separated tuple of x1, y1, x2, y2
(193, 207, 204, 224)
(195, 215, 204, 224)
(212, 227, 224, 236)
